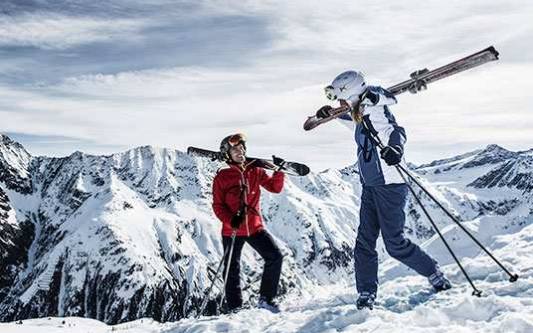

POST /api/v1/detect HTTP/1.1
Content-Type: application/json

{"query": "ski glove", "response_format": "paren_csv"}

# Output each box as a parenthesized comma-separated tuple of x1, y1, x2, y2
(231, 211, 244, 229)
(316, 105, 333, 119)
(380, 145, 403, 166)
(272, 155, 286, 171)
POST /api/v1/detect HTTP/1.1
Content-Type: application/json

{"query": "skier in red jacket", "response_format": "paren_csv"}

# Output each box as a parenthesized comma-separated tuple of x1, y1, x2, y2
(212, 133, 285, 313)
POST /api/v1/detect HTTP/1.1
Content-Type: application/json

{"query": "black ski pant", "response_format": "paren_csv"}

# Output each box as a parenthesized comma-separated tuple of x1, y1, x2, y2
(222, 229, 283, 310)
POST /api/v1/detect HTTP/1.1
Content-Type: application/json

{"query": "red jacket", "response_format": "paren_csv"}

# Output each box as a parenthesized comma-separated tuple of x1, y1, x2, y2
(212, 162, 284, 237)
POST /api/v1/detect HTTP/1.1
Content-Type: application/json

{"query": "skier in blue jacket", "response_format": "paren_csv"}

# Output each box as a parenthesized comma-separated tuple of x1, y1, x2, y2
(317, 71, 451, 310)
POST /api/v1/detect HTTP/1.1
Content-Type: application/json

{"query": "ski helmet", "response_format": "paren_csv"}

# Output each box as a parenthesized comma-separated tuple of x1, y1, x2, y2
(324, 70, 367, 102)
(220, 133, 247, 162)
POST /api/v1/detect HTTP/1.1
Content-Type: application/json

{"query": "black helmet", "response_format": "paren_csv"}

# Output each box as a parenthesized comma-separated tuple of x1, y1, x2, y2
(220, 133, 247, 162)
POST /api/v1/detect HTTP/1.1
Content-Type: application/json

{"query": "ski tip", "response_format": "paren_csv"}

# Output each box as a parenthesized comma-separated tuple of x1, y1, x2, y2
(300, 165, 311, 176)
(303, 117, 317, 131)
(487, 45, 499, 59)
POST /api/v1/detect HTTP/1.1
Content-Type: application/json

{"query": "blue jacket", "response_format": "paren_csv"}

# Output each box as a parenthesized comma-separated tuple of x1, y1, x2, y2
(339, 86, 406, 186)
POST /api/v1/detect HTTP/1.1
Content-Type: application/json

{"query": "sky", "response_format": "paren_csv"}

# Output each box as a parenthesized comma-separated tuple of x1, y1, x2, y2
(0, 0, 532, 171)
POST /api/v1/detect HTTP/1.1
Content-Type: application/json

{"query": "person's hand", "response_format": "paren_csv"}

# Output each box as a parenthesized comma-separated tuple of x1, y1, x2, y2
(231, 213, 243, 229)
(272, 155, 286, 170)
(380, 145, 403, 166)
(316, 105, 333, 119)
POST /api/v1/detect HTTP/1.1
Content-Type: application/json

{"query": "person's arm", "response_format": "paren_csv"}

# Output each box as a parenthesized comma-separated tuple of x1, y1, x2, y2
(364, 106, 406, 149)
(258, 168, 284, 193)
(359, 86, 404, 147)
(212, 173, 233, 224)
(362, 105, 406, 165)
(361, 86, 397, 107)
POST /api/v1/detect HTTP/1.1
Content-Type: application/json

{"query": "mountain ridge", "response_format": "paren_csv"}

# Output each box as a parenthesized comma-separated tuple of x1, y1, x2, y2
(0, 134, 531, 324)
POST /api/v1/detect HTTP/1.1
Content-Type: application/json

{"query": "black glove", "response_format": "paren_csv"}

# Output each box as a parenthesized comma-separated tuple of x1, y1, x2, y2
(230, 212, 243, 229)
(380, 145, 403, 166)
(316, 105, 333, 119)
(272, 155, 286, 170)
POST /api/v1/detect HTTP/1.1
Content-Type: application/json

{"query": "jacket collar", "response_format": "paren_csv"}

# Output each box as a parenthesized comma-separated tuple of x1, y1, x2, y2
(228, 160, 255, 172)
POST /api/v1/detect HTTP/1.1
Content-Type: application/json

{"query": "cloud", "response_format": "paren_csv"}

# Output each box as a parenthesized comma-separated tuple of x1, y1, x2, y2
(0, 13, 149, 50)
(0, 0, 532, 171)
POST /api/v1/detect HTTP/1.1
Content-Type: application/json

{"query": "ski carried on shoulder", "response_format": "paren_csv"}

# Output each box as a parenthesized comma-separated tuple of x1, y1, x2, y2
(187, 146, 310, 176)
(304, 46, 499, 131)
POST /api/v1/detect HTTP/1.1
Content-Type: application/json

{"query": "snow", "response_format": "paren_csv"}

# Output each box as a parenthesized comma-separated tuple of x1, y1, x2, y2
(0, 138, 31, 180)
(19, 251, 62, 304)
(3, 221, 532, 333)
(2, 189, 40, 221)
(2, 136, 532, 329)
(6, 202, 17, 225)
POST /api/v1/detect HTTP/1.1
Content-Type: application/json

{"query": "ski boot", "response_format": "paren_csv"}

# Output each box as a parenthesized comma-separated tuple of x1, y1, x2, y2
(356, 291, 376, 310)
(429, 270, 452, 292)
(257, 296, 280, 313)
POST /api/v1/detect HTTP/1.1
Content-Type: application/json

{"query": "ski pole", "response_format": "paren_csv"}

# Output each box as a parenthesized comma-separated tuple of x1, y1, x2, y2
(362, 121, 518, 282)
(219, 230, 237, 310)
(395, 167, 482, 296)
(395, 162, 518, 282)
(196, 238, 233, 318)
(359, 122, 482, 294)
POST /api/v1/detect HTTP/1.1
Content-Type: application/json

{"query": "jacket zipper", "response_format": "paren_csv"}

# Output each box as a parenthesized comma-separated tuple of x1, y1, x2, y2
(239, 169, 250, 237)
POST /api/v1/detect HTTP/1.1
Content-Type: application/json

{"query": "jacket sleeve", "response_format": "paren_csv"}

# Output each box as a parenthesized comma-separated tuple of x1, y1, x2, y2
(363, 105, 406, 150)
(259, 168, 285, 193)
(338, 113, 353, 121)
(212, 173, 233, 224)
(361, 86, 397, 107)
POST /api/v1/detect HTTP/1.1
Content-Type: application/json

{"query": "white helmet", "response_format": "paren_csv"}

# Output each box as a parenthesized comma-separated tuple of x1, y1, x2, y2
(324, 70, 366, 102)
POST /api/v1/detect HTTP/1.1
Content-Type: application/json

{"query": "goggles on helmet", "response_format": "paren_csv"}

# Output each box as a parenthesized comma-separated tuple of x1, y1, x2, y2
(324, 85, 337, 101)
(228, 133, 246, 147)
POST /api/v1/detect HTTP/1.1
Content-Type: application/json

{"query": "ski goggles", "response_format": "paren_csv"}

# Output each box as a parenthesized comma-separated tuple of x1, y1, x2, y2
(228, 133, 246, 146)
(324, 85, 337, 101)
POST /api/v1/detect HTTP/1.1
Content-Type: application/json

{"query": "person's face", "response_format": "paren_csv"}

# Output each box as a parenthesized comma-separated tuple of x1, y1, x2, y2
(229, 143, 246, 164)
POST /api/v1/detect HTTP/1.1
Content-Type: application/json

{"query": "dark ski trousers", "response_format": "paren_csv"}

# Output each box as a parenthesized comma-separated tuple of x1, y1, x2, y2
(222, 229, 283, 310)
(354, 184, 438, 294)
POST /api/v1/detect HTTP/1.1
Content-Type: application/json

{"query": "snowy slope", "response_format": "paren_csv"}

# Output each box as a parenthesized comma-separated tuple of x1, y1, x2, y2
(0, 135, 34, 303)
(1, 222, 531, 332)
(1, 134, 531, 326)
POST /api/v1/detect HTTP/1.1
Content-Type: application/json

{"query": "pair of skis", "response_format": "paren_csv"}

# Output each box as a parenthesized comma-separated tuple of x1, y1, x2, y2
(187, 147, 310, 176)
(303, 46, 500, 131)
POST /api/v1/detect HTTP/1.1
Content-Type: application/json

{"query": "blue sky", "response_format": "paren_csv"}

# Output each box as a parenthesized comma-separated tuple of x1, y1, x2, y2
(1, 0, 532, 170)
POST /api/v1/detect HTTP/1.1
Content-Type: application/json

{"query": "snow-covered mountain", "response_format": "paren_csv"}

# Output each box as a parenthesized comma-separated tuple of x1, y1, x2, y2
(0, 134, 360, 324)
(412, 144, 532, 224)
(0, 134, 531, 325)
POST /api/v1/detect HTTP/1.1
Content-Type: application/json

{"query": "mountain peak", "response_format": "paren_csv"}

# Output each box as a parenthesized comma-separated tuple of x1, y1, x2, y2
(120, 145, 179, 158)
(1, 134, 25, 151)
(0, 134, 30, 159)
(0, 134, 33, 194)
(482, 144, 508, 153)
(416, 144, 524, 174)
